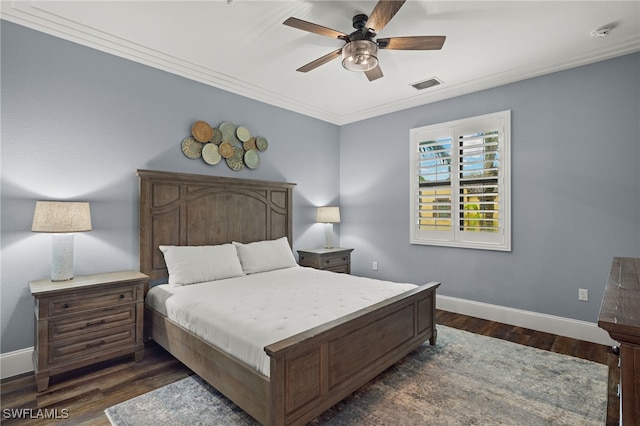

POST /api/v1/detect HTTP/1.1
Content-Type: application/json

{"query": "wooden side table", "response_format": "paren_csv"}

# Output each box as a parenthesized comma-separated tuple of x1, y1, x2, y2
(297, 248, 353, 274)
(29, 270, 148, 391)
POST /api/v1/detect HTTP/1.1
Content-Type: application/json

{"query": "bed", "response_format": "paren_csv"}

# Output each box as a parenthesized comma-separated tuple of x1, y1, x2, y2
(138, 169, 440, 426)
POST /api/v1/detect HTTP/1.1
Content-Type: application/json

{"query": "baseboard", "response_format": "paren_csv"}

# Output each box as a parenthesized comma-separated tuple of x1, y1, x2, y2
(0, 297, 617, 380)
(437, 295, 617, 346)
(1, 347, 33, 380)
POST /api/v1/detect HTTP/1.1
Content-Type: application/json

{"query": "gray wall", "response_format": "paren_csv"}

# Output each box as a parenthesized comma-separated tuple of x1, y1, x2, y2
(340, 52, 640, 323)
(0, 21, 340, 353)
(1, 20, 639, 355)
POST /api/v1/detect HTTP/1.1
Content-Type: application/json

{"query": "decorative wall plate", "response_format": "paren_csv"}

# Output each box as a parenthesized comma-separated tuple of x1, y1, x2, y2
(220, 122, 241, 146)
(192, 121, 213, 143)
(236, 126, 251, 142)
(243, 137, 257, 151)
(202, 143, 221, 165)
(181, 136, 203, 159)
(256, 136, 269, 151)
(244, 149, 260, 169)
(210, 128, 223, 145)
(218, 141, 234, 158)
(226, 146, 245, 171)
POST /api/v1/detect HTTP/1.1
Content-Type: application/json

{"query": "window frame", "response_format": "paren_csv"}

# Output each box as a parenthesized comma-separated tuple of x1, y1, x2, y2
(410, 110, 511, 251)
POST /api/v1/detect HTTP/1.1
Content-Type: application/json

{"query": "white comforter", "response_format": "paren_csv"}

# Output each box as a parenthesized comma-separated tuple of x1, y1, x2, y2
(145, 266, 418, 376)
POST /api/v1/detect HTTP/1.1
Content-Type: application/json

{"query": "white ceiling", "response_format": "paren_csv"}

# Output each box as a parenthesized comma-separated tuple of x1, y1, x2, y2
(2, 1, 639, 125)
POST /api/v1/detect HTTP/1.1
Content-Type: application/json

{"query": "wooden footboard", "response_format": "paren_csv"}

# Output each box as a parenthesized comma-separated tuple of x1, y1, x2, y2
(266, 281, 439, 425)
(145, 281, 438, 426)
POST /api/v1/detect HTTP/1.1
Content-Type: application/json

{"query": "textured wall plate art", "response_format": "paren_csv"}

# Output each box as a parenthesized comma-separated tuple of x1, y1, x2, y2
(181, 120, 268, 171)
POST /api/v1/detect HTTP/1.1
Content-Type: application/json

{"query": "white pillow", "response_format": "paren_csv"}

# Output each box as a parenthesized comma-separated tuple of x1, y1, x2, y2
(159, 244, 245, 286)
(232, 237, 298, 274)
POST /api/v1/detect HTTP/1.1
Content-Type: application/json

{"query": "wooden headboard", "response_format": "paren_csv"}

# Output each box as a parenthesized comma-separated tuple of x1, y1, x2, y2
(137, 169, 296, 281)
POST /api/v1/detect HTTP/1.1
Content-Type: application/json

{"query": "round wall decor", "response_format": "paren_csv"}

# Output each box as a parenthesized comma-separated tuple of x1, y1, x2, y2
(181, 120, 268, 171)
(202, 143, 222, 165)
(181, 136, 203, 159)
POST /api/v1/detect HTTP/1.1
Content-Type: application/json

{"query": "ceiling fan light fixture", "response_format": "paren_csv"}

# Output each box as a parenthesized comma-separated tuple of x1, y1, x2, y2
(342, 40, 378, 72)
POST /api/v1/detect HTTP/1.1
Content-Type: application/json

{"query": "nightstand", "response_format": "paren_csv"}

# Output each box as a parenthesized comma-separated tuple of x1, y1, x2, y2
(297, 248, 354, 274)
(29, 270, 148, 391)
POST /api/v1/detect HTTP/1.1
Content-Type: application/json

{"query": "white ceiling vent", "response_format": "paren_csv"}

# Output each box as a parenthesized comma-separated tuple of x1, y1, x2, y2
(411, 77, 443, 90)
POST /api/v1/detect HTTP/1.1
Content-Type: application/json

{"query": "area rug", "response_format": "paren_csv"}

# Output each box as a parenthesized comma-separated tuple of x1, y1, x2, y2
(105, 326, 607, 425)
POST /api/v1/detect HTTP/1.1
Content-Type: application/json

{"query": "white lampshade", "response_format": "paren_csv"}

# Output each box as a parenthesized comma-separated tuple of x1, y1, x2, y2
(316, 206, 341, 224)
(32, 201, 92, 281)
(32, 201, 92, 233)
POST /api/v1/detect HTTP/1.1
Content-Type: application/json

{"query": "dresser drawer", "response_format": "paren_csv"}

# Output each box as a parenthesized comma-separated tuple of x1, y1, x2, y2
(322, 253, 350, 269)
(325, 264, 350, 274)
(48, 324, 136, 365)
(49, 284, 140, 316)
(49, 305, 137, 341)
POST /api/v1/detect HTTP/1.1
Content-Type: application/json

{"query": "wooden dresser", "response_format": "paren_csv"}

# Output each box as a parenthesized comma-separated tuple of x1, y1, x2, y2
(29, 270, 148, 391)
(597, 257, 640, 425)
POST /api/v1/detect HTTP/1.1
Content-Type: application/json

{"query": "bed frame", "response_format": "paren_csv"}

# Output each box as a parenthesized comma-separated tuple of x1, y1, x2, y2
(138, 169, 440, 425)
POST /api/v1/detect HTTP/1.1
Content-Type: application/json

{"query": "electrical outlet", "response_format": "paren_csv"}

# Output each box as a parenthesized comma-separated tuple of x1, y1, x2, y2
(578, 288, 588, 301)
(372, 261, 378, 271)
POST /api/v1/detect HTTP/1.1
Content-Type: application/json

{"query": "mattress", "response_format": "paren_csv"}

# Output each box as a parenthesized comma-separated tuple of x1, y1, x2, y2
(145, 266, 418, 376)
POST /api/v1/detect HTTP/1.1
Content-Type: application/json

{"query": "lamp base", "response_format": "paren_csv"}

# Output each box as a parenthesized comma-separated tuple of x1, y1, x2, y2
(324, 223, 334, 249)
(51, 234, 74, 281)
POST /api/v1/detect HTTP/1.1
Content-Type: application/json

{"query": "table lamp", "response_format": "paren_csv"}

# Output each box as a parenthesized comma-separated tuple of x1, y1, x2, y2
(32, 201, 92, 281)
(316, 206, 340, 249)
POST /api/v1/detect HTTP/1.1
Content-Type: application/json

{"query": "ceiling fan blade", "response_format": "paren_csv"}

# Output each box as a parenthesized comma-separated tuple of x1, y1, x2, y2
(365, 65, 384, 81)
(377, 36, 446, 50)
(283, 17, 348, 39)
(365, 0, 406, 33)
(296, 49, 342, 73)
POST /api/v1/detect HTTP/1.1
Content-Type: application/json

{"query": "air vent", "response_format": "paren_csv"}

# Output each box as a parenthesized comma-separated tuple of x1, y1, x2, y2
(411, 77, 443, 90)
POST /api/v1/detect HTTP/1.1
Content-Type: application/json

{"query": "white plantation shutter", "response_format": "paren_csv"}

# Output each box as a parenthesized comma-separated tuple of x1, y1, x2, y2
(415, 135, 454, 240)
(410, 111, 511, 251)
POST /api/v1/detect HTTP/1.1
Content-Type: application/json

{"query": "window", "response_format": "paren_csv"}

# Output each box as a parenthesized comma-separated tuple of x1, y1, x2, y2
(410, 110, 511, 251)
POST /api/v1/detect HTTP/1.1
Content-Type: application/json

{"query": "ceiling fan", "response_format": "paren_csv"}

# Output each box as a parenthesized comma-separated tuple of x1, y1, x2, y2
(283, 0, 446, 82)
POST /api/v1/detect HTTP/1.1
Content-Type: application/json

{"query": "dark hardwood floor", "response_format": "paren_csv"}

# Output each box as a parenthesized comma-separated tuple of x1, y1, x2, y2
(1, 310, 618, 425)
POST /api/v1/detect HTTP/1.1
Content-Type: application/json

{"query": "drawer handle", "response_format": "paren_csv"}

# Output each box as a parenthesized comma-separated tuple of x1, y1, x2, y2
(86, 320, 106, 327)
(63, 303, 70, 309)
(86, 340, 106, 348)
(119, 294, 125, 299)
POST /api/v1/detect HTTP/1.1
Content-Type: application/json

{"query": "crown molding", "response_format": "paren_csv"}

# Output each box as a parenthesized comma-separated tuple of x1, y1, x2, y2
(3, 2, 639, 126)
